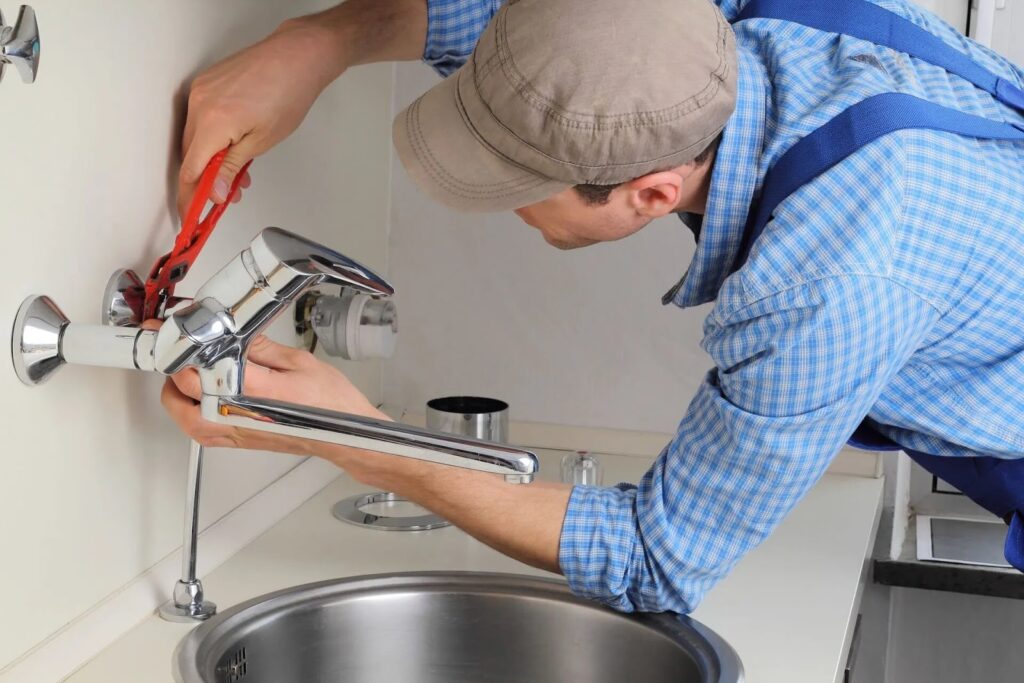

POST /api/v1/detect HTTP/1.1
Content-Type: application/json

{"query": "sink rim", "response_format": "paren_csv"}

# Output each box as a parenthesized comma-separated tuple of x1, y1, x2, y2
(172, 570, 743, 683)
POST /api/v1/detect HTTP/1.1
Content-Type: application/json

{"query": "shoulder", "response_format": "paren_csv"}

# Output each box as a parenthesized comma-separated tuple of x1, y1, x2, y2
(716, 130, 912, 313)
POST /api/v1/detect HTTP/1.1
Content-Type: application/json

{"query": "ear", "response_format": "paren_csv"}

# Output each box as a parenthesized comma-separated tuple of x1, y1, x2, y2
(623, 171, 686, 218)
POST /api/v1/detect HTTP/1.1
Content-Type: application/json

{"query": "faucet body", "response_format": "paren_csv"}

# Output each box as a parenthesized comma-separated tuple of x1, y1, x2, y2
(13, 227, 539, 483)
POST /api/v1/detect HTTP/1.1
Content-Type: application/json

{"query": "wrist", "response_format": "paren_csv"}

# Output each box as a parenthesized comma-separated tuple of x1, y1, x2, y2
(276, 13, 354, 88)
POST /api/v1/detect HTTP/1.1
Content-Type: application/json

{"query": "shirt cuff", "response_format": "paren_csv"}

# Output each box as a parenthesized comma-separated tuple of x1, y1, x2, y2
(558, 483, 642, 612)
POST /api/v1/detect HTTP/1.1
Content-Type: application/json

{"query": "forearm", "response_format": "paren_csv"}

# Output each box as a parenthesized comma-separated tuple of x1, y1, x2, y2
(319, 436, 571, 573)
(284, 0, 428, 83)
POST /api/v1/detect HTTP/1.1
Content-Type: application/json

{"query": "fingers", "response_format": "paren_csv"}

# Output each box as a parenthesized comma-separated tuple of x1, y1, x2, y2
(211, 142, 257, 204)
(146, 322, 311, 401)
(165, 357, 274, 400)
(160, 378, 319, 455)
(169, 367, 202, 401)
(161, 379, 238, 448)
(246, 335, 314, 372)
(177, 125, 257, 219)
(178, 129, 228, 220)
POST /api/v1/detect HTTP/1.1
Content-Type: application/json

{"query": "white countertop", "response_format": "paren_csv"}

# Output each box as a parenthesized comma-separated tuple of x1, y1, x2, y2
(67, 449, 883, 683)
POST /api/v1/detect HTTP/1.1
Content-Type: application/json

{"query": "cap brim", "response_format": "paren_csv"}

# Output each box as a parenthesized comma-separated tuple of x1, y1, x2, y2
(393, 70, 570, 213)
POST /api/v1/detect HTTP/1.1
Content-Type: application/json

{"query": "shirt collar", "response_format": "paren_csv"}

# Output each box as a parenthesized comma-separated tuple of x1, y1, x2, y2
(662, 47, 770, 308)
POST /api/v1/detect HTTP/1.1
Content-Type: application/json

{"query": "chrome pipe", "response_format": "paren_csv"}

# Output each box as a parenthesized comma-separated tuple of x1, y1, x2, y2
(59, 325, 155, 371)
(207, 395, 538, 483)
(159, 440, 216, 622)
(181, 440, 204, 583)
(426, 396, 510, 443)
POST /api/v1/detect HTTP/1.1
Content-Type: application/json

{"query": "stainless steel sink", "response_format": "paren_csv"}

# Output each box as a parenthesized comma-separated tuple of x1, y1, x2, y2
(173, 572, 742, 683)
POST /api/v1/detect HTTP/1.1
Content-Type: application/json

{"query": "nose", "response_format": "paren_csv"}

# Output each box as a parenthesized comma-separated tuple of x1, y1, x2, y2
(513, 208, 538, 229)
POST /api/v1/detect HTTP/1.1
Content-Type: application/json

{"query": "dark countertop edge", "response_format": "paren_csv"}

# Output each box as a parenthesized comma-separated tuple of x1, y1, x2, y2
(873, 558, 1024, 599)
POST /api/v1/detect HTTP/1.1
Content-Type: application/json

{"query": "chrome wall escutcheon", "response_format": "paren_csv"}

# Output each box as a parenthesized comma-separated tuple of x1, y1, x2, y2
(102, 269, 144, 326)
(12, 295, 68, 385)
(331, 492, 451, 532)
(0, 5, 40, 84)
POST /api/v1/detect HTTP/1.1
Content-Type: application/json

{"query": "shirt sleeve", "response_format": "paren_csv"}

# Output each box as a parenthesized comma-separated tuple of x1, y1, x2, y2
(423, 0, 505, 77)
(559, 274, 937, 613)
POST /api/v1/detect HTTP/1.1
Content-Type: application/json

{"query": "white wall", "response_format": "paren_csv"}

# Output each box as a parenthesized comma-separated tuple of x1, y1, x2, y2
(385, 62, 712, 434)
(0, 1, 392, 671)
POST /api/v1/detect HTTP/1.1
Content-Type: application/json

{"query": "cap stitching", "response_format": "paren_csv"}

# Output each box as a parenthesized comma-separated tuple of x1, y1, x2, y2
(497, 9, 729, 127)
(408, 98, 538, 190)
(405, 99, 555, 199)
(462, 12, 733, 174)
(467, 74, 731, 175)
(465, 59, 732, 172)
(491, 7, 732, 129)
(475, 50, 502, 82)
(496, 7, 730, 126)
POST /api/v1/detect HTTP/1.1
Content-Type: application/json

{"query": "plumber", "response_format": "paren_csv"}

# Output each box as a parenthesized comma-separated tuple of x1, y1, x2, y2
(166, 0, 1024, 613)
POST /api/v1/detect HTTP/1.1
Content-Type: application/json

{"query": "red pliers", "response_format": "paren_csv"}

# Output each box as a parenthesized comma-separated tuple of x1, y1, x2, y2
(140, 150, 252, 320)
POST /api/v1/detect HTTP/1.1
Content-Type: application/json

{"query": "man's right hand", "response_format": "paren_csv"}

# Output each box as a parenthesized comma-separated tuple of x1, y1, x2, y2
(177, 19, 345, 218)
(177, 0, 428, 220)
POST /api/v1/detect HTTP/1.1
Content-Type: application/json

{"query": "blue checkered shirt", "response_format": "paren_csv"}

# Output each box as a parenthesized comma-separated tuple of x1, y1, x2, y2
(424, 0, 1024, 613)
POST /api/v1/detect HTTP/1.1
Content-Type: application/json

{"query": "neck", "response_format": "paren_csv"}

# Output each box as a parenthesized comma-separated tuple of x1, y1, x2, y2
(673, 152, 716, 215)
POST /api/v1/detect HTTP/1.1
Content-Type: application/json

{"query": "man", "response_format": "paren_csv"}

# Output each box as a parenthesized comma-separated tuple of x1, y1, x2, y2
(167, 0, 1024, 613)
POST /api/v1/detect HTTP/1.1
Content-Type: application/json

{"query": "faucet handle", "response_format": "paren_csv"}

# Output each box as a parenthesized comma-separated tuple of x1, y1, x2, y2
(251, 228, 394, 299)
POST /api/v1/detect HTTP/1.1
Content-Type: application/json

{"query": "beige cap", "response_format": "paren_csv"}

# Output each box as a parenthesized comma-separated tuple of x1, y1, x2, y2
(394, 0, 737, 213)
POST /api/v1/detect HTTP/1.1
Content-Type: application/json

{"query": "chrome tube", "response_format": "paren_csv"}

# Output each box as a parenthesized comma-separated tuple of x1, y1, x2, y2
(159, 440, 217, 622)
(59, 325, 156, 371)
(206, 395, 538, 483)
(426, 396, 510, 443)
(180, 440, 203, 582)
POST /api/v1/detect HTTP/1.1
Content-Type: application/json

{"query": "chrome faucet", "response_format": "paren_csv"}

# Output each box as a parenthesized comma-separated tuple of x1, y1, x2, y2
(12, 227, 539, 484)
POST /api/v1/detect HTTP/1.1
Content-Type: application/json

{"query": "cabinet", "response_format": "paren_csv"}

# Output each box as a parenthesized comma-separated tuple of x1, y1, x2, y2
(922, 0, 1023, 64)
(988, 1, 1024, 64)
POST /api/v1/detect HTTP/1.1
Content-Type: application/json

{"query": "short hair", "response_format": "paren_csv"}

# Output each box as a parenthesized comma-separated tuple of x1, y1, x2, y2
(574, 134, 722, 206)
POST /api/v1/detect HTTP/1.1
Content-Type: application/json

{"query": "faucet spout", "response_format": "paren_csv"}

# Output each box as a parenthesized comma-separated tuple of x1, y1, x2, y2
(204, 395, 539, 483)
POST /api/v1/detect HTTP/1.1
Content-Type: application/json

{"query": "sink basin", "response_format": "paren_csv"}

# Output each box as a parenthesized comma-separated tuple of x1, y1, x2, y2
(174, 572, 742, 683)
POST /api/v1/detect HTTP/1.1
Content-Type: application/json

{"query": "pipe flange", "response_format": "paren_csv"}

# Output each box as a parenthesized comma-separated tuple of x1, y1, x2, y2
(332, 491, 450, 531)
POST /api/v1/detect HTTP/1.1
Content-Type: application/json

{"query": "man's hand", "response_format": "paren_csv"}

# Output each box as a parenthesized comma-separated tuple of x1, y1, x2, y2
(161, 335, 383, 453)
(177, 0, 429, 219)
(178, 20, 343, 218)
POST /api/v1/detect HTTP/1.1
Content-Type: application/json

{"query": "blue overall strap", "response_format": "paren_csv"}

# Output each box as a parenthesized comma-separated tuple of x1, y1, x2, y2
(735, 93, 1024, 266)
(905, 449, 1024, 571)
(850, 424, 1024, 571)
(736, 0, 1024, 112)
(726, 5, 1024, 570)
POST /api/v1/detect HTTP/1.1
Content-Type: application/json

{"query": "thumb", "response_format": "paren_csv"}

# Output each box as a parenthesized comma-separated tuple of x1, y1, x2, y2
(246, 335, 312, 372)
(210, 137, 257, 204)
